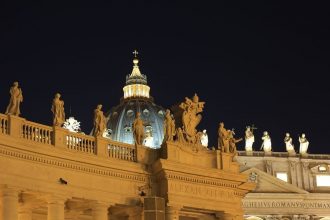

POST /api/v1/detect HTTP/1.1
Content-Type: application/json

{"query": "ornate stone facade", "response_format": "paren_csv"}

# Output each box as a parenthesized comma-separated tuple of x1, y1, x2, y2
(0, 113, 254, 220)
(236, 151, 330, 219)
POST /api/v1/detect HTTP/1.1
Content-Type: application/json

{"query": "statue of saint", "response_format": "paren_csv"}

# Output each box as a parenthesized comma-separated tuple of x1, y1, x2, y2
(261, 131, 272, 152)
(228, 130, 242, 155)
(176, 127, 186, 143)
(93, 104, 107, 137)
(284, 133, 295, 152)
(218, 122, 229, 152)
(51, 93, 65, 126)
(5, 81, 23, 116)
(133, 112, 145, 145)
(299, 133, 309, 155)
(200, 129, 208, 147)
(245, 126, 255, 152)
(163, 109, 175, 142)
(143, 130, 154, 148)
(179, 94, 205, 144)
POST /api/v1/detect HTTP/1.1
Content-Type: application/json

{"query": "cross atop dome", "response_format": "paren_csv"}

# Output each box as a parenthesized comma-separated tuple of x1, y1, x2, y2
(133, 49, 139, 58)
(123, 50, 150, 99)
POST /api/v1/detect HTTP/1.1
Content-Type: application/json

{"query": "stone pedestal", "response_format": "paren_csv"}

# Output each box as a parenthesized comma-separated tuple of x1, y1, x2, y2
(0, 188, 18, 220)
(53, 126, 68, 148)
(95, 136, 108, 157)
(8, 115, 25, 138)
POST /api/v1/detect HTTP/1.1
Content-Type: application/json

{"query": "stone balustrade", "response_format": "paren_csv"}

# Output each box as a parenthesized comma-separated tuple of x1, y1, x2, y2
(0, 113, 138, 163)
(238, 151, 330, 159)
(0, 114, 8, 135)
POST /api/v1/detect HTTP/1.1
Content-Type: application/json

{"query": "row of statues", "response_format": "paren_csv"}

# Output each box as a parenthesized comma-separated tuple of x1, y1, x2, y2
(1, 82, 310, 154)
(245, 127, 309, 155)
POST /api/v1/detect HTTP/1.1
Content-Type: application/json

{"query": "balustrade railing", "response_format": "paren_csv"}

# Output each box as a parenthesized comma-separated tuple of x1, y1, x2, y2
(0, 115, 139, 163)
(0, 114, 8, 135)
(22, 121, 53, 145)
(66, 132, 96, 154)
(107, 140, 136, 162)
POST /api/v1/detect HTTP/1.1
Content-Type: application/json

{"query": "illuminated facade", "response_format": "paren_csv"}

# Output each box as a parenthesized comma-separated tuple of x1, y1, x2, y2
(0, 54, 330, 220)
(106, 55, 165, 149)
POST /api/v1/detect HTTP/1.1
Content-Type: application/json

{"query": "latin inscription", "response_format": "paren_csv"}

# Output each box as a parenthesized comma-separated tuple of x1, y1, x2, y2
(243, 201, 330, 209)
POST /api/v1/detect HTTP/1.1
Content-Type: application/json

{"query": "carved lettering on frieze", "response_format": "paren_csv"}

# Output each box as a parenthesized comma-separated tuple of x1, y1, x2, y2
(169, 182, 236, 202)
(243, 201, 330, 209)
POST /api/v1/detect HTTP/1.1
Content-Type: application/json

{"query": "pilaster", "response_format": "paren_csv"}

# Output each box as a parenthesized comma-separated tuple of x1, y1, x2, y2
(47, 196, 66, 220)
(92, 202, 109, 220)
(0, 187, 19, 220)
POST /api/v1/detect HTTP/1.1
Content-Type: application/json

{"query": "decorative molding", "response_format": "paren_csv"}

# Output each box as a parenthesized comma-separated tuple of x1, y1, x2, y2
(0, 146, 146, 182)
(163, 171, 241, 189)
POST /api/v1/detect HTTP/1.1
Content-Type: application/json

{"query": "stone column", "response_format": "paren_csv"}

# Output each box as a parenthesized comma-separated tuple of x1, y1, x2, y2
(165, 206, 180, 220)
(0, 188, 18, 220)
(18, 206, 32, 220)
(92, 202, 109, 220)
(47, 197, 65, 220)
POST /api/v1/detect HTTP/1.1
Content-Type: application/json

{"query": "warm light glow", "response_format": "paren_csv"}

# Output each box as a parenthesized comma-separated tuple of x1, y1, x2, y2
(63, 117, 81, 132)
(123, 84, 150, 99)
(276, 172, 288, 182)
(316, 175, 330, 187)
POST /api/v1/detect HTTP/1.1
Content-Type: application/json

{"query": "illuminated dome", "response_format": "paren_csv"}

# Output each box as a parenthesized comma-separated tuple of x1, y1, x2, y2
(106, 52, 165, 149)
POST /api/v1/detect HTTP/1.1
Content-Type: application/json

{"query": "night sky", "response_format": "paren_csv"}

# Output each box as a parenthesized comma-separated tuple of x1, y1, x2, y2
(1, 2, 329, 153)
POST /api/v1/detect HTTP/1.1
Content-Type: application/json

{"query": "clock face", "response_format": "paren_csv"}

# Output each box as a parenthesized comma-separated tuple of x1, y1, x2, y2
(249, 172, 258, 182)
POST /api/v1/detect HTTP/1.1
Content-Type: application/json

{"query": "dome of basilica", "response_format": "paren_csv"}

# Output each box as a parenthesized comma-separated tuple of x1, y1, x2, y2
(106, 52, 165, 149)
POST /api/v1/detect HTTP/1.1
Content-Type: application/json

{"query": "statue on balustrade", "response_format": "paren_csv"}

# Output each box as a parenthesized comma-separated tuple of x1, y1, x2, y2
(5, 81, 23, 116)
(133, 112, 145, 145)
(178, 93, 205, 144)
(176, 127, 186, 144)
(284, 132, 295, 152)
(218, 122, 229, 151)
(51, 93, 65, 126)
(228, 129, 242, 156)
(163, 109, 176, 142)
(93, 104, 107, 137)
(245, 126, 255, 152)
(299, 133, 309, 155)
(261, 131, 272, 153)
(200, 129, 208, 147)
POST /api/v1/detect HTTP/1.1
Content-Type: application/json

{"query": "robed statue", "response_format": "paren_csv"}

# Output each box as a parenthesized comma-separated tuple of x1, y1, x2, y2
(284, 133, 295, 152)
(179, 94, 205, 144)
(299, 133, 309, 155)
(133, 112, 145, 145)
(93, 104, 107, 137)
(5, 81, 23, 116)
(51, 93, 65, 126)
(163, 109, 176, 142)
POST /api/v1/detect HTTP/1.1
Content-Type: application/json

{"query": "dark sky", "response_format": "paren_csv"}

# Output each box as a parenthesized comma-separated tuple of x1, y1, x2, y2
(1, 2, 329, 153)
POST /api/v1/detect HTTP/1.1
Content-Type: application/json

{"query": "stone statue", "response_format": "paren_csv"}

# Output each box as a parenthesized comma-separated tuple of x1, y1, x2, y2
(133, 112, 145, 145)
(200, 129, 208, 147)
(5, 81, 23, 116)
(176, 127, 186, 143)
(284, 133, 295, 152)
(93, 104, 107, 137)
(179, 94, 205, 144)
(218, 122, 229, 151)
(261, 131, 272, 152)
(245, 126, 255, 152)
(51, 93, 65, 127)
(143, 130, 154, 148)
(299, 133, 309, 155)
(228, 130, 242, 156)
(163, 109, 176, 142)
